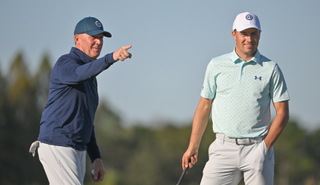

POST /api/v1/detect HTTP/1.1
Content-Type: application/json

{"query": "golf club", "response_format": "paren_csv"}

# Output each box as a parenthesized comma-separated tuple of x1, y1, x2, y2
(176, 159, 191, 185)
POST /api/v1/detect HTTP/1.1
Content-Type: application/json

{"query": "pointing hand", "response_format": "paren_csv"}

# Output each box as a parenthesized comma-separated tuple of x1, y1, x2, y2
(113, 45, 132, 61)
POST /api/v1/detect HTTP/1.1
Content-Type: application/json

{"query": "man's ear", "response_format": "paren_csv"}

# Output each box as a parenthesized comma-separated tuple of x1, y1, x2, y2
(74, 34, 81, 46)
(74, 34, 79, 43)
(231, 30, 236, 40)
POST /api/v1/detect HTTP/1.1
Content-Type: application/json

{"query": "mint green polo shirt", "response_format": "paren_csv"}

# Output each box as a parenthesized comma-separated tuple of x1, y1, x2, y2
(201, 49, 290, 138)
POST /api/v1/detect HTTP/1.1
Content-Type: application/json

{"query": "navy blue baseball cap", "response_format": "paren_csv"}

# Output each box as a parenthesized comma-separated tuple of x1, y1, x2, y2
(74, 17, 112, 37)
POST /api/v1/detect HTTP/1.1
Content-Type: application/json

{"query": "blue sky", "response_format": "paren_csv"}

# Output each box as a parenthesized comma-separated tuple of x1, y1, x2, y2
(1, 0, 319, 130)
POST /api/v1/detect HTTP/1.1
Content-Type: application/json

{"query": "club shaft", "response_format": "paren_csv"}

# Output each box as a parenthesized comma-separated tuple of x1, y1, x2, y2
(176, 167, 189, 185)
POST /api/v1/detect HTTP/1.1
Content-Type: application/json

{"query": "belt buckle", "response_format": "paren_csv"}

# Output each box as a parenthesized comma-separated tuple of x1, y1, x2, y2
(235, 138, 250, 145)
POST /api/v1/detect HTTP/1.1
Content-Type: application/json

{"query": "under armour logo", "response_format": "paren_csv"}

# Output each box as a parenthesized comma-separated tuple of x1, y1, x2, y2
(255, 76, 262, 80)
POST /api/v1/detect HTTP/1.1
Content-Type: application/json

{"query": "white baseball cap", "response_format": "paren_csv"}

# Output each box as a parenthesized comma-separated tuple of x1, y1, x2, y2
(232, 12, 261, 32)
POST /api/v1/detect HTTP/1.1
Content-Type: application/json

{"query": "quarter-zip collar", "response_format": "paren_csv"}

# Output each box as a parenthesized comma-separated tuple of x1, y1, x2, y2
(70, 47, 92, 64)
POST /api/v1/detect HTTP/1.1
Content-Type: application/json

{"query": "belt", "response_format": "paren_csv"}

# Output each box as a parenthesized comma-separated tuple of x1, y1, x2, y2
(216, 133, 265, 145)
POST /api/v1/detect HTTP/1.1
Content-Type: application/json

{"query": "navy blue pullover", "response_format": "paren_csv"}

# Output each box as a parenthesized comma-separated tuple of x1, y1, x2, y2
(38, 47, 115, 162)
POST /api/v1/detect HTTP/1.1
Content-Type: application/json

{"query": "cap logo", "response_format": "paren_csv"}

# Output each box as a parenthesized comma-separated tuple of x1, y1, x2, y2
(95, 21, 102, 28)
(246, 14, 253, 20)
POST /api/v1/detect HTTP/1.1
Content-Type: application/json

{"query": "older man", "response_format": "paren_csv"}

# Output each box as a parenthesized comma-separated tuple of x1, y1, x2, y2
(30, 16, 132, 184)
(182, 12, 290, 185)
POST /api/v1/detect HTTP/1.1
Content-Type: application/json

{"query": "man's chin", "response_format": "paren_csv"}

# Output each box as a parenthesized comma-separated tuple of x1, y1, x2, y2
(91, 53, 101, 61)
(245, 48, 257, 54)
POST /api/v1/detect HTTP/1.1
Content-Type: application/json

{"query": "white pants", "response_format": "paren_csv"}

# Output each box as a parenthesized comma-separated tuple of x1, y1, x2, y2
(200, 136, 274, 185)
(38, 142, 87, 185)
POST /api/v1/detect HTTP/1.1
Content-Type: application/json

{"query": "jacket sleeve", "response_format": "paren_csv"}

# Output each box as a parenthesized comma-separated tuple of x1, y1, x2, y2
(87, 126, 102, 163)
(57, 53, 115, 85)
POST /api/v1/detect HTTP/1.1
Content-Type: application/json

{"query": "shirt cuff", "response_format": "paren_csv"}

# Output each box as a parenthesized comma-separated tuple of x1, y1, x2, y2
(105, 52, 116, 65)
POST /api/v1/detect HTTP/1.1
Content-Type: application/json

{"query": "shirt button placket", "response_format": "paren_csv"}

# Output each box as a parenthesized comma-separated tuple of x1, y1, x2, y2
(240, 62, 246, 83)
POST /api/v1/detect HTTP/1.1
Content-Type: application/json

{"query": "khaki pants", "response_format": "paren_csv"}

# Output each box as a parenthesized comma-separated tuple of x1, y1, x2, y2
(37, 142, 87, 185)
(200, 134, 274, 185)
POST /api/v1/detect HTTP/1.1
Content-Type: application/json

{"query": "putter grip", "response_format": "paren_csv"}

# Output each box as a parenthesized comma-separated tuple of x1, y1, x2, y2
(176, 166, 189, 185)
(176, 158, 191, 185)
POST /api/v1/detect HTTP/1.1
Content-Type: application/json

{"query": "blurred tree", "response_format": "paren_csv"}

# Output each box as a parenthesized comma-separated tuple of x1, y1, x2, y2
(0, 52, 49, 184)
(305, 128, 320, 184)
(274, 120, 314, 185)
(33, 52, 52, 109)
(0, 65, 10, 184)
(0, 65, 8, 125)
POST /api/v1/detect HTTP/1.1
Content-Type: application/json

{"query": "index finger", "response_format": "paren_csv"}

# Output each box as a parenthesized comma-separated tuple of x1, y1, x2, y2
(122, 45, 132, 51)
(182, 157, 190, 170)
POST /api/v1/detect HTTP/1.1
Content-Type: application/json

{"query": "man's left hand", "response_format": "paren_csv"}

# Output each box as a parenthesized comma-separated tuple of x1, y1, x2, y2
(91, 158, 105, 182)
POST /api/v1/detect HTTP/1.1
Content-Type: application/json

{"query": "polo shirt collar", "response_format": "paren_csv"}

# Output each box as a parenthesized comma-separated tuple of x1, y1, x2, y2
(231, 48, 262, 65)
